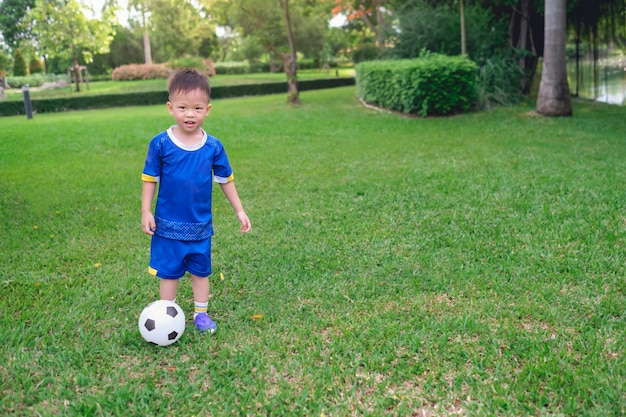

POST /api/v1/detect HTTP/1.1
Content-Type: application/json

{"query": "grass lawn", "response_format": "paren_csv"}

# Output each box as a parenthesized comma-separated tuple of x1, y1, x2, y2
(2, 68, 356, 100)
(1, 87, 625, 416)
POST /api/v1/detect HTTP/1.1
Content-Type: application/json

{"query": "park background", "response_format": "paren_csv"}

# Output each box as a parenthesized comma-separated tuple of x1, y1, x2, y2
(1, 0, 626, 416)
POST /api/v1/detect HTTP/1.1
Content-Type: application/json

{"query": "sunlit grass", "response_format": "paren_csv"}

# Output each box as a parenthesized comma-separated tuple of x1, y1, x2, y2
(0, 88, 625, 416)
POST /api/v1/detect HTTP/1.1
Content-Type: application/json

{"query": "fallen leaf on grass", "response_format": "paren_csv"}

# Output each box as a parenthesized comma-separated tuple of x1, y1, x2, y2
(251, 314, 263, 320)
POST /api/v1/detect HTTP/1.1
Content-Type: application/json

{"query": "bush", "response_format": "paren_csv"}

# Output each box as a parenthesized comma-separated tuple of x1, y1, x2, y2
(169, 57, 216, 77)
(351, 43, 380, 64)
(355, 55, 478, 116)
(13, 49, 27, 76)
(111, 64, 170, 81)
(0, 78, 355, 116)
(476, 56, 524, 109)
(213, 62, 250, 75)
(6, 73, 66, 89)
(29, 58, 44, 74)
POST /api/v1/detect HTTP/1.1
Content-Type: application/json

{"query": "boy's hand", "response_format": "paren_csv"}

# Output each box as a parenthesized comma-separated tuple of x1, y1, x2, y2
(237, 211, 251, 233)
(142, 212, 156, 235)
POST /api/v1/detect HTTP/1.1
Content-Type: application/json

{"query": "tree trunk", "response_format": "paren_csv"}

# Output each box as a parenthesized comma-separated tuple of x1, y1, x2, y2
(72, 44, 81, 93)
(282, 0, 300, 104)
(460, 0, 466, 55)
(509, 0, 540, 93)
(141, 7, 152, 65)
(143, 30, 152, 65)
(376, 0, 385, 50)
(536, 0, 572, 116)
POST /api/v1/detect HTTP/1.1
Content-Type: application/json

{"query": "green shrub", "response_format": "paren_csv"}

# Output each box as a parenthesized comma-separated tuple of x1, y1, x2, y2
(0, 78, 355, 116)
(12, 49, 27, 76)
(476, 56, 524, 110)
(6, 73, 66, 89)
(169, 57, 216, 77)
(169, 56, 204, 71)
(355, 55, 478, 116)
(249, 62, 270, 73)
(0, 50, 11, 77)
(29, 58, 44, 74)
(213, 62, 250, 75)
(351, 43, 380, 64)
(111, 64, 170, 81)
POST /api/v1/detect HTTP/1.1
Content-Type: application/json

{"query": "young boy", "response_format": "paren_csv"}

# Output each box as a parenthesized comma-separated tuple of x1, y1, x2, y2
(141, 68, 251, 333)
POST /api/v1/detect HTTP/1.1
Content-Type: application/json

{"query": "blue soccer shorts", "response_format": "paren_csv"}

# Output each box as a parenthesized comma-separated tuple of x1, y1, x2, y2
(148, 235, 212, 279)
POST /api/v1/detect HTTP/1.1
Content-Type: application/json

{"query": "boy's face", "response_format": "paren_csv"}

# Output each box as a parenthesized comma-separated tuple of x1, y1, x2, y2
(167, 88, 211, 139)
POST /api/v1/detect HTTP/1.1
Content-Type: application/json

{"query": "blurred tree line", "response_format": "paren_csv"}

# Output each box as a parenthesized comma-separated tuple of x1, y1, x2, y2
(0, 0, 624, 100)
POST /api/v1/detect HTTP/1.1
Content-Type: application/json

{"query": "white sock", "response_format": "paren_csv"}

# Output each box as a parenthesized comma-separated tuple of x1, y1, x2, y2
(194, 301, 208, 319)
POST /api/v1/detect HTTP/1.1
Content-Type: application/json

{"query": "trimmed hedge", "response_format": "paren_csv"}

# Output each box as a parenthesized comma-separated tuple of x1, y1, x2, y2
(355, 55, 478, 116)
(0, 77, 355, 117)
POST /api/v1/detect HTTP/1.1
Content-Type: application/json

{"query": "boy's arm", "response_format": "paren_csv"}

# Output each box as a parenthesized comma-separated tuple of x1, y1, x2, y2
(141, 181, 157, 235)
(220, 181, 251, 233)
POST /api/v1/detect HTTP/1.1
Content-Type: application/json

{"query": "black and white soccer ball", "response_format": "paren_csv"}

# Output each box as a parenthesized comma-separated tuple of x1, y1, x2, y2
(138, 300, 185, 346)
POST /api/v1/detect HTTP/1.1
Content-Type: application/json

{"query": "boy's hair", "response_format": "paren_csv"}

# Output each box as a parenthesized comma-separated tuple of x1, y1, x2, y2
(167, 68, 211, 101)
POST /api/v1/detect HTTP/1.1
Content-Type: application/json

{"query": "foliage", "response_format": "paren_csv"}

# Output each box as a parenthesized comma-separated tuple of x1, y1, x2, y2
(169, 57, 216, 77)
(476, 55, 524, 109)
(356, 54, 478, 116)
(351, 42, 380, 63)
(25, 0, 117, 65)
(29, 58, 44, 74)
(12, 49, 27, 76)
(214, 61, 251, 75)
(568, 0, 625, 47)
(0, 50, 13, 77)
(4, 73, 65, 89)
(0, 0, 36, 49)
(1, 88, 625, 416)
(210, 0, 326, 60)
(90, 25, 145, 76)
(111, 64, 170, 81)
(147, 0, 218, 62)
(0, 77, 354, 116)
(393, 0, 510, 62)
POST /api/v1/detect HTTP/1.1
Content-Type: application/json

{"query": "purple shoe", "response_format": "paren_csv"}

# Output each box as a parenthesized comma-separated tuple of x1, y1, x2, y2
(194, 312, 217, 333)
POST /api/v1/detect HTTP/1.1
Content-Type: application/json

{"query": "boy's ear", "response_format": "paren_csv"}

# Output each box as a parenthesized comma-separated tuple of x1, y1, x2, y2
(206, 103, 212, 115)
(167, 101, 174, 114)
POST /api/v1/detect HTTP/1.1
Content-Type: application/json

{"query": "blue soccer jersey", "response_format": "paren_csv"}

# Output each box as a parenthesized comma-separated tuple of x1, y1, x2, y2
(142, 127, 234, 241)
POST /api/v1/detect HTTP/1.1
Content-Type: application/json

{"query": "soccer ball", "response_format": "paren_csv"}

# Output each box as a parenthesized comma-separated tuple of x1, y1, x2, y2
(138, 300, 186, 346)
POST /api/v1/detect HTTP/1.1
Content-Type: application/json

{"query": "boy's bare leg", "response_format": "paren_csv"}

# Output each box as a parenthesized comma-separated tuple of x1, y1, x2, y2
(160, 278, 179, 301)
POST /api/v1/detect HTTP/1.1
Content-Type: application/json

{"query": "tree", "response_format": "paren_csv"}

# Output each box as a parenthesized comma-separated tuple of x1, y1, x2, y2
(536, 0, 572, 116)
(26, 0, 117, 91)
(0, 0, 36, 49)
(128, 0, 153, 64)
(90, 25, 145, 74)
(282, 0, 299, 103)
(332, 0, 390, 50)
(0, 48, 12, 93)
(129, 0, 218, 63)
(13, 48, 27, 76)
(207, 0, 311, 104)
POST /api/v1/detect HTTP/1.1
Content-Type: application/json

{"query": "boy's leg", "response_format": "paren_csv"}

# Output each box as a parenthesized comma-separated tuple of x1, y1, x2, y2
(160, 278, 179, 301)
(191, 274, 216, 333)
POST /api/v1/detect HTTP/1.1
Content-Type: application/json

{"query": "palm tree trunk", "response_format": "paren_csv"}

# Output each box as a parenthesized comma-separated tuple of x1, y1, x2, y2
(536, 0, 572, 116)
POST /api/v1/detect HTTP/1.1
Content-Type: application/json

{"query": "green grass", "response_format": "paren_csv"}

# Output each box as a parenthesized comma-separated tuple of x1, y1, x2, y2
(1, 87, 625, 416)
(2, 68, 356, 100)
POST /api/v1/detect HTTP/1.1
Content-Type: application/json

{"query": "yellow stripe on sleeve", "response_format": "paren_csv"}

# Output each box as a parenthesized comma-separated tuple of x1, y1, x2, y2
(142, 173, 159, 182)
